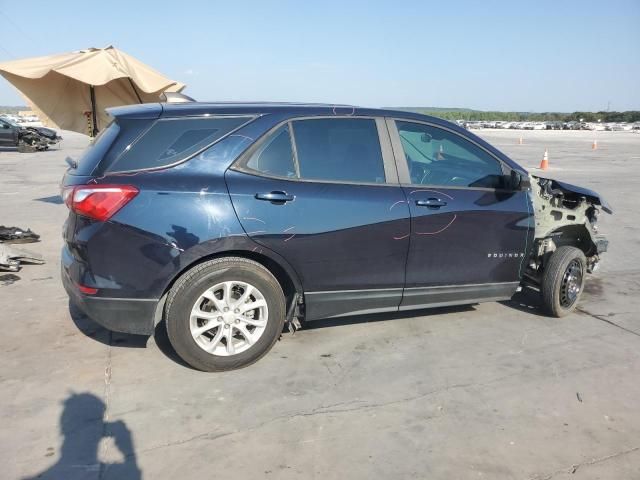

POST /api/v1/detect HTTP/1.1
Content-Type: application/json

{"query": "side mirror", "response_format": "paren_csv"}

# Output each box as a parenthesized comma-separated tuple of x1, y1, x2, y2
(420, 133, 432, 143)
(509, 170, 530, 190)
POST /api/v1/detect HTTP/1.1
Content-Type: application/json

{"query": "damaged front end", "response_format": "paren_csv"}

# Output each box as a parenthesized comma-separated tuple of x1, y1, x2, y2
(17, 127, 62, 152)
(524, 175, 612, 286)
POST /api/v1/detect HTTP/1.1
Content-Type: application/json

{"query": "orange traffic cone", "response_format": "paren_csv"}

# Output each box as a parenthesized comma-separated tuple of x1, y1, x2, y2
(518, 136, 523, 145)
(592, 139, 598, 150)
(539, 149, 549, 170)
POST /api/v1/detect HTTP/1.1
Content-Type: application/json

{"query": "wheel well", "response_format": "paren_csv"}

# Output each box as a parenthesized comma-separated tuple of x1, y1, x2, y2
(523, 224, 597, 288)
(159, 250, 301, 315)
(549, 224, 596, 257)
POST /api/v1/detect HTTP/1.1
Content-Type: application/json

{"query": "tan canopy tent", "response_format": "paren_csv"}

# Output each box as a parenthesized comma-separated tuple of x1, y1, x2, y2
(0, 46, 185, 135)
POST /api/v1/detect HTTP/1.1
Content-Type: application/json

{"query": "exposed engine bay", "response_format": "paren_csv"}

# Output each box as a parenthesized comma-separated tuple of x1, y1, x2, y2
(525, 175, 612, 286)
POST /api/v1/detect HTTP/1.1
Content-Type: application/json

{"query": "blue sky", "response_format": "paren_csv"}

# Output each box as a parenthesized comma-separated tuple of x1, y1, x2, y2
(0, 0, 638, 111)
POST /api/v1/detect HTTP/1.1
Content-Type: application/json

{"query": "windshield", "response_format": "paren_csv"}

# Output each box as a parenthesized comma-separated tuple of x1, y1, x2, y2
(1, 117, 19, 127)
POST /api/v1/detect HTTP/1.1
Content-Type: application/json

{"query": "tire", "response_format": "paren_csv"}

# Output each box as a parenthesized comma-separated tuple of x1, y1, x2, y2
(165, 257, 286, 371)
(541, 246, 587, 317)
(17, 142, 36, 153)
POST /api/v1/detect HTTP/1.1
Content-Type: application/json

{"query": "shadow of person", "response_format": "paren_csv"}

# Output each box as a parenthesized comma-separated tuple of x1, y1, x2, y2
(25, 393, 141, 480)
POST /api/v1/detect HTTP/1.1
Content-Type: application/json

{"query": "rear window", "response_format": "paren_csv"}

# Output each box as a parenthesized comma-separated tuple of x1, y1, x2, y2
(72, 121, 120, 175)
(105, 116, 252, 173)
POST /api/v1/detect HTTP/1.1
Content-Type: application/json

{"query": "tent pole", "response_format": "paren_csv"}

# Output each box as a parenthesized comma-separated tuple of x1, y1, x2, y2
(128, 78, 143, 103)
(89, 85, 98, 137)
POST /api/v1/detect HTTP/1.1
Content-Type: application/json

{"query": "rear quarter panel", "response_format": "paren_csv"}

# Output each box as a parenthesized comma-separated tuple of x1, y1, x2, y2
(64, 119, 302, 299)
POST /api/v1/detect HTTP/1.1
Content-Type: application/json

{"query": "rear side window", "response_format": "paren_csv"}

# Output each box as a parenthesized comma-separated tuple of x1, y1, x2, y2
(106, 116, 251, 172)
(245, 125, 296, 178)
(292, 118, 385, 183)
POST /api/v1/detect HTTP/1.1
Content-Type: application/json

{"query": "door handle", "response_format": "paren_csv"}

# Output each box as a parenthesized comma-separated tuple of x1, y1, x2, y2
(255, 191, 295, 203)
(415, 198, 447, 208)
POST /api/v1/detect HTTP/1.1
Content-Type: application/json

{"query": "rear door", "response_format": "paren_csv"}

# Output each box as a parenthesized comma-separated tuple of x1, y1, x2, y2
(226, 117, 411, 320)
(387, 118, 534, 310)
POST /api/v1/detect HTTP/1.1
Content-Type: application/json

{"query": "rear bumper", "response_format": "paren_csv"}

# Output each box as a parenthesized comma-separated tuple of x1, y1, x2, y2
(62, 262, 157, 335)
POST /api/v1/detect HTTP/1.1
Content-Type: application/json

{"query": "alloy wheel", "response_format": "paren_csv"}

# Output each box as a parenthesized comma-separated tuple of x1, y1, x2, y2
(189, 281, 269, 356)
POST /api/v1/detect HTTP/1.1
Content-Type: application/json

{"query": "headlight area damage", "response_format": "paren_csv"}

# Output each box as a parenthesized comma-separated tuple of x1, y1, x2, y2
(524, 175, 612, 287)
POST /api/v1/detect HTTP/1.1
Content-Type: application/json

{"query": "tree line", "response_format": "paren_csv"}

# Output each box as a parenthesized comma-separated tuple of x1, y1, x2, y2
(405, 109, 640, 123)
(3, 105, 639, 123)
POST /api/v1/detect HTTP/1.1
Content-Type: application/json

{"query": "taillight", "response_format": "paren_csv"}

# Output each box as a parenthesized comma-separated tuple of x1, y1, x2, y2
(63, 184, 139, 221)
(77, 284, 98, 295)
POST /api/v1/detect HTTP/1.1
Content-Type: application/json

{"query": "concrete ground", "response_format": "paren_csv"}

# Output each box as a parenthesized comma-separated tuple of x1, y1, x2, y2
(1, 128, 639, 480)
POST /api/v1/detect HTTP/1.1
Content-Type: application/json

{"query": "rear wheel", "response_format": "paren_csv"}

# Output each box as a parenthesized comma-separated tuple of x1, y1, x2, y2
(541, 246, 586, 317)
(165, 257, 286, 371)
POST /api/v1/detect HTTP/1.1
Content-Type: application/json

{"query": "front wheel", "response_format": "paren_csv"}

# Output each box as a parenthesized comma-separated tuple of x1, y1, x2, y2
(541, 246, 586, 317)
(165, 257, 286, 371)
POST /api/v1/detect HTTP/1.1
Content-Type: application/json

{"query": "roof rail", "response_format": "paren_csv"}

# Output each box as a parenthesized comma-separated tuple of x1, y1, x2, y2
(160, 92, 196, 103)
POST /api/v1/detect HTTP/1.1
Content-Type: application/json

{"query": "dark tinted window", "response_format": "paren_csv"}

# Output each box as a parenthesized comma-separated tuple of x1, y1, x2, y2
(107, 116, 251, 172)
(73, 120, 122, 175)
(245, 125, 296, 178)
(396, 121, 504, 188)
(292, 118, 385, 183)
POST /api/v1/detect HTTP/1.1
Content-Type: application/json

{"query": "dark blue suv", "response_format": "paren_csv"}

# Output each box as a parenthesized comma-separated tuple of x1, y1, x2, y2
(62, 102, 610, 371)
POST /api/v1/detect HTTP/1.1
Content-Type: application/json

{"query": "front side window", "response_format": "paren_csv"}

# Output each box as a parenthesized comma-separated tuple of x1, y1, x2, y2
(291, 118, 386, 184)
(396, 120, 504, 188)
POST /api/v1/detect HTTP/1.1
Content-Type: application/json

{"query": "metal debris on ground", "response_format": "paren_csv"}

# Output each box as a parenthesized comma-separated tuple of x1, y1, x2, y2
(0, 243, 45, 272)
(0, 225, 40, 243)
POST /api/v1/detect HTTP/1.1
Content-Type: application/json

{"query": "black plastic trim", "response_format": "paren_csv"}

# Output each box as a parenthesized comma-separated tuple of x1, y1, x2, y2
(63, 269, 157, 335)
(304, 282, 520, 321)
(400, 282, 519, 310)
(304, 288, 403, 320)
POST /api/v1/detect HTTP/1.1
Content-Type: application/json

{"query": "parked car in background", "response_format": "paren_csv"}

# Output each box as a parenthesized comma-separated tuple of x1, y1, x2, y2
(61, 102, 612, 371)
(0, 117, 61, 151)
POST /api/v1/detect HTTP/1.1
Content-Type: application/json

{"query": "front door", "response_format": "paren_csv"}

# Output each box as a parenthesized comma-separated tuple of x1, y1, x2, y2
(226, 117, 411, 320)
(0, 119, 16, 146)
(387, 119, 534, 309)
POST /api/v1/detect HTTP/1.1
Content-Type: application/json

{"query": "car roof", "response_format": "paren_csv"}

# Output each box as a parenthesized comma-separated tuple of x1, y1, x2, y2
(159, 101, 449, 124)
(108, 101, 457, 128)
